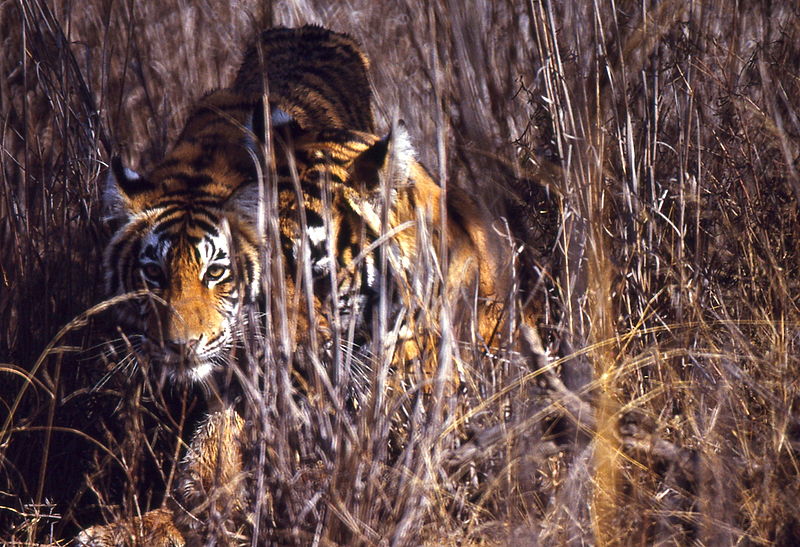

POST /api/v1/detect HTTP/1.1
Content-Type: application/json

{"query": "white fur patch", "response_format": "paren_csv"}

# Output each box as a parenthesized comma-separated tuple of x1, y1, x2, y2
(123, 167, 141, 181)
(199, 237, 214, 262)
(102, 163, 147, 223)
(202, 231, 230, 261)
(314, 255, 331, 271)
(307, 225, 328, 246)
(388, 122, 415, 183)
(271, 107, 293, 126)
(188, 362, 215, 382)
(365, 254, 378, 288)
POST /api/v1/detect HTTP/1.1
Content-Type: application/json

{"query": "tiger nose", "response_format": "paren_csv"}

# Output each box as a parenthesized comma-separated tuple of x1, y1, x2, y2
(164, 338, 200, 353)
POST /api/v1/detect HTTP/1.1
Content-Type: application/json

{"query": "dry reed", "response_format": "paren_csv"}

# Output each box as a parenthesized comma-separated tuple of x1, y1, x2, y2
(1, 0, 799, 544)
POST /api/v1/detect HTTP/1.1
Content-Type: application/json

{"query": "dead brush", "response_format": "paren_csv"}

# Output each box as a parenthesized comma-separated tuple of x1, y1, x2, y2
(3, 0, 800, 545)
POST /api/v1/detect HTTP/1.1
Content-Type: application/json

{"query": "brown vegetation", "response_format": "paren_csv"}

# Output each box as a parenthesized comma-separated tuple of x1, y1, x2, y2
(2, 0, 799, 544)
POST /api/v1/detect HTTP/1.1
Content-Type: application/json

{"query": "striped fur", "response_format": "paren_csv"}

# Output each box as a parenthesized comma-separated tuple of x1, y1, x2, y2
(102, 27, 378, 380)
(102, 25, 511, 389)
(103, 88, 263, 381)
(84, 25, 525, 546)
(234, 25, 374, 132)
(273, 124, 510, 374)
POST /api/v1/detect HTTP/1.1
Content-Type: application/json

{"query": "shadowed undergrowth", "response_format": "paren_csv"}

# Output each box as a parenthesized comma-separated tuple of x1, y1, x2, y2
(2, 0, 800, 544)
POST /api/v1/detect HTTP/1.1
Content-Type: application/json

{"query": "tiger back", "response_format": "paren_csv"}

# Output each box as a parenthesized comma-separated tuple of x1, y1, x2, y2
(234, 24, 375, 132)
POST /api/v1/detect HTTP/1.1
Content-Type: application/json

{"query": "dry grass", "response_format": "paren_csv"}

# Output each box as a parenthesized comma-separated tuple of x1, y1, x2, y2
(2, 0, 800, 545)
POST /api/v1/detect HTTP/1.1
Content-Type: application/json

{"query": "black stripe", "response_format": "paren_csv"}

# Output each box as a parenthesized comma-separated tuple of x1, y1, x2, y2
(316, 128, 371, 147)
(108, 230, 141, 289)
(156, 198, 222, 209)
(153, 208, 182, 224)
(280, 234, 296, 271)
(191, 217, 220, 237)
(337, 217, 352, 263)
(304, 169, 345, 187)
(120, 239, 142, 291)
(276, 164, 293, 178)
(153, 216, 184, 234)
(205, 234, 217, 260)
(142, 245, 159, 261)
(244, 256, 255, 298)
(215, 274, 234, 285)
(305, 208, 323, 227)
(156, 157, 183, 170)
(191, 150, 215, 172)
(152, 209, 220, 232)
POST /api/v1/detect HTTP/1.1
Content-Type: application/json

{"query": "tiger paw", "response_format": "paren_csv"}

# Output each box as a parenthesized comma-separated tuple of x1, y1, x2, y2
(73, 508, 184, 547)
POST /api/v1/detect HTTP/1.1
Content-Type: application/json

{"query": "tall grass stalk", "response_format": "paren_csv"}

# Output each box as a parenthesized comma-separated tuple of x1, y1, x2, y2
(2, 0, 799, 544)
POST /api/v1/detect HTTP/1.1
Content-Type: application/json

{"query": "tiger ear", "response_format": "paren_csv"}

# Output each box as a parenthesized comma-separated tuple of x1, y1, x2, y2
(350, 121, 415, 190)
(102, 157, 154, 224)
(270, 106, 294, 128)
(245, 98, 299, 143)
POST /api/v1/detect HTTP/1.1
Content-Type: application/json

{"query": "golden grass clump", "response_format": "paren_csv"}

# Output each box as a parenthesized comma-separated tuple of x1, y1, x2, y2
(2, 0, 800, 544)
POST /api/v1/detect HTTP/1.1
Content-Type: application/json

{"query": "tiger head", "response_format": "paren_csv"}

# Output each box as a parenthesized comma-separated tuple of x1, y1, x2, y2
(102, 155, 262, 382)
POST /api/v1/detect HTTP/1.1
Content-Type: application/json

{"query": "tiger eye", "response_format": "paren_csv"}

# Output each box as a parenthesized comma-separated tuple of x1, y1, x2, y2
(142, 264, 162, 279)
(205, 264, 227, 282)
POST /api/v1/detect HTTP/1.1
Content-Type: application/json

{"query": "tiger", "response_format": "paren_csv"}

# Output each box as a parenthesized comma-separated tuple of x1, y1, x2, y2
(76, 25, 531, 546)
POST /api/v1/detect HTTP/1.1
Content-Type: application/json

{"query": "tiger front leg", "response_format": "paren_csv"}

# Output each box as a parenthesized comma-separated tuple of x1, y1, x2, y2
(169, 408, 249, 544)
(74, 409, 246, 546)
